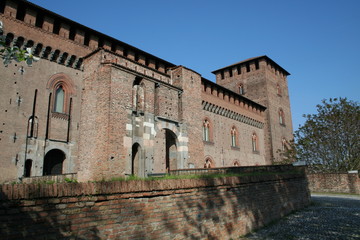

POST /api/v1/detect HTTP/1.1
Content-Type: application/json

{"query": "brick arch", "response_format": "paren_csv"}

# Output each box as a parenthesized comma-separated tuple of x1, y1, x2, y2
(47, 73, 76, 114)
(233, 160, 240, 166)
(204, 156, 215, 168)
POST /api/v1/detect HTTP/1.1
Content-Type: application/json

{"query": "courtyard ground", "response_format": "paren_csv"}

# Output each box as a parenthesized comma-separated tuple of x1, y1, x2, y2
(241, 193, 360, 240)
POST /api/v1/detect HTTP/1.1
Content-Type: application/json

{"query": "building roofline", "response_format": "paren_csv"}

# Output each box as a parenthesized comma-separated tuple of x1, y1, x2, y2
(201, 78, 267, 111)
(211, 55, 290, 76)
(20, 0, 176, 68)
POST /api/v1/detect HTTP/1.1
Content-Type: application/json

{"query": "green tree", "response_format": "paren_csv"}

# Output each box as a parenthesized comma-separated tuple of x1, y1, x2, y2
(0, 20, 39, 66)
(295, 98, 360, 173)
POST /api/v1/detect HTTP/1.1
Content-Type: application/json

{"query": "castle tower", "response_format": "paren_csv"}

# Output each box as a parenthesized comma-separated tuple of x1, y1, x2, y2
(212, 56, 293, 164)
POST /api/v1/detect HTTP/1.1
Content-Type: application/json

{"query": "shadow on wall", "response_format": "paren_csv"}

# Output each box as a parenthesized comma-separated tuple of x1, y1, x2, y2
(0, 170, 310, 239)
(0, 188, 101, 240)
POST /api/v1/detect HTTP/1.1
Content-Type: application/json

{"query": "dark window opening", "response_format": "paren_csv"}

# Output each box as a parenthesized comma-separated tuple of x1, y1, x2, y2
(237, 65, 241, 75)
(229, 68, 233, 77)
(24, 159, 32, 177)
(0, 1, 5, 14)
(221, 71, 224, 79)
(98, 38, 104, 48)
(35, 13, 44, 28)
(16, 5, 26, 21)
(246, 63, 250, 72)
(255, 60, 259, 70)
(123, 49, 128, 57)
(75, 58, 83, 69)
(145, 58, 149, 66)
(135, 53, 139, 62)
(84, 32, 90, 46)
(155, 62, 159, 70)
(111, 43, 117, 52)
(69, 26, 76, 40)
(53, 20, 60, 35)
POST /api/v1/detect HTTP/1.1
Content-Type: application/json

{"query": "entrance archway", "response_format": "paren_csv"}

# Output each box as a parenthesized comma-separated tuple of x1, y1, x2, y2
(24, 159, 32, 177)
(131, 143, 143, 177)
(165, 129, 177, 172)
(43, 149, 65, 175)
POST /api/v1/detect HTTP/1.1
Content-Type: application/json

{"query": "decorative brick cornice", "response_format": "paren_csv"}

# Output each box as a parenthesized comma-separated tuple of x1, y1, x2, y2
(202, 101, 264, 129)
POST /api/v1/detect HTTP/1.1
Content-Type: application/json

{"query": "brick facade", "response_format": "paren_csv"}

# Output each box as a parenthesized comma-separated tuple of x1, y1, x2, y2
(0, 0, 294, 183)
(307, 172, 360, 194)
(0, 167, 310, 239)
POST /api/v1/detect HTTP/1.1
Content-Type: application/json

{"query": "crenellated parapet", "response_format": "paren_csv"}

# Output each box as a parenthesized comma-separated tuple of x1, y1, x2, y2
(201, 78, 266, 124)
(0, 0, 175, 74)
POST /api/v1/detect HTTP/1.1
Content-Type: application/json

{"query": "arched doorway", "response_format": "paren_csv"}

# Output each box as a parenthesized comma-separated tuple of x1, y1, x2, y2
(165, 129, 177, 172)
(43, 149, 65, 175)
(131, 143, 143, 177)
(24, 159, 32, 177)
(153, 128, 178, 173)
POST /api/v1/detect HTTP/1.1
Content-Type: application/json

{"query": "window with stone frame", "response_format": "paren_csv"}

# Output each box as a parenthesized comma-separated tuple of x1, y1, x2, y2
(252, 133, 259, 153)
(279, 109, 285, 126)
(203, 119, 211, 141)
(230, 126, 238, 147)
(239, 83, 245, 95)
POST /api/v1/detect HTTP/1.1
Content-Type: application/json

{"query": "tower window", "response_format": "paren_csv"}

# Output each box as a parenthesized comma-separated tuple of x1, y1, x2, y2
(252, 133, 258, 152)
(54, 86, 65, 113)
(231, 126, 238, 147)
(229, 68, 233, 77)
(239, 84, 245, 95)
(279, 109, 285, 126)
(203, 119, 212, 142)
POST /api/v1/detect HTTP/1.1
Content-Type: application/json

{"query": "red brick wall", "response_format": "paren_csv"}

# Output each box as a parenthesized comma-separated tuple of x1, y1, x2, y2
(1, 172, 310, 239)
(307, 172, 360, 194)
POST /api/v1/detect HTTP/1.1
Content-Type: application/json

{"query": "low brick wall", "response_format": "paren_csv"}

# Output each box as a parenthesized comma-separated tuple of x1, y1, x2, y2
(1, 170, 310, 240)
(307, 172, 360, 194)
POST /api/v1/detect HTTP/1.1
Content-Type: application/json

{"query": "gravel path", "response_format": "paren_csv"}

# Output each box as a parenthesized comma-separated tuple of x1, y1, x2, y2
(241, 194, 360, 240)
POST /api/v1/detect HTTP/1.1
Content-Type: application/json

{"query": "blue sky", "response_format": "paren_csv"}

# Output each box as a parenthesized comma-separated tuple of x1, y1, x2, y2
(29, 0, 360, 130)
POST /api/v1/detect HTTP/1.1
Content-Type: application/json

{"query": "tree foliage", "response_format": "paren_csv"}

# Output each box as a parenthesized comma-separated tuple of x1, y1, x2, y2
(295, 98, 360, 173)
(0, 21, 39, 66)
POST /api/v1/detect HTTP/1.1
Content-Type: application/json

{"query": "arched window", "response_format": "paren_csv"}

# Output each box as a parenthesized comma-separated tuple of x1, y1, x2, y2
(27, 116, 38, 138)
(282, 138, 287, 151)
(239, 84, 245, 95)
(231, 126, 238, 147)
(54, 85, 65, 113)
(47, 73, 75, 115)
(277, 83, 282, 96)
(233, 160, 240, 166)
(252, 133, 258, 152)
(279, 109, 285, 125)
(204, 157, 213, 168)
(203, 119, 210, 141)
(43, 149, 65, 176)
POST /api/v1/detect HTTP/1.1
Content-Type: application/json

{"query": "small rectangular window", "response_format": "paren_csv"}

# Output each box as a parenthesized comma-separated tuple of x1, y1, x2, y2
(255, 60, 259, 70)
(229, 68, 233, 77)
(221, 71, 224, 79)
(246, 63, 250, 72)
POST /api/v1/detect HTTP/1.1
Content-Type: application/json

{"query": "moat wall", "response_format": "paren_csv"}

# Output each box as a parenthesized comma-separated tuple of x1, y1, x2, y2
(307, 172, 360, 194)
(0, 169, 310, 240)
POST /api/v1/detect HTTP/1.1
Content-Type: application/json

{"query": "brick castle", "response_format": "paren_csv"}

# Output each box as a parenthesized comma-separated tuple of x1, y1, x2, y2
(0, 0, 293, 183)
